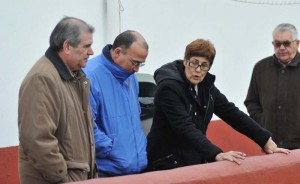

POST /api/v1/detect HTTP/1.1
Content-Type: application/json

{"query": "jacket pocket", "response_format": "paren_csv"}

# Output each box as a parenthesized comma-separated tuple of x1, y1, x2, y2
(149, 154, 179, 171)
(66, 161, 90, 182)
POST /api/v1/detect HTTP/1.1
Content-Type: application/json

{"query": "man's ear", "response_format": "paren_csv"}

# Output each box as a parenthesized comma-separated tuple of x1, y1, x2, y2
(62, 40, 71, 54)
(114, 47, 123, 56)
(296, 40, 300, 47)
(111, 47, 123, 60)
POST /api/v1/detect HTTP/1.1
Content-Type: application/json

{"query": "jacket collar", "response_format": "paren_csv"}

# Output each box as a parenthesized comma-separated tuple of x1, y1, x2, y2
(102, 44, 134, 82)
(45, 47, 81, 81)
(273, 51, 300, 67)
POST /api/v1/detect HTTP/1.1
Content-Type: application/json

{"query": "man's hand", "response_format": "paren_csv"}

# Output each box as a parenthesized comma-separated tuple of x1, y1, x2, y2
(263, 137, 291, 154)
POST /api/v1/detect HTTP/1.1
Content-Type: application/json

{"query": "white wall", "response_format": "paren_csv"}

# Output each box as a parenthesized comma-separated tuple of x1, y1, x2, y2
(1, 0, 300, 147)
(0, 0, 107, 147)
(120, 0, 300, 118)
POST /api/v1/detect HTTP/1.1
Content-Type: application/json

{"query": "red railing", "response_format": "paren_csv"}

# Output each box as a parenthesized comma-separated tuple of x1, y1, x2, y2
(2, 120, 299, 184)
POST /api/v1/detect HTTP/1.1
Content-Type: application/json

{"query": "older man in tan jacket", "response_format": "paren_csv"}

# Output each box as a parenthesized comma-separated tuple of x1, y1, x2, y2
(18, 16, 97, 184)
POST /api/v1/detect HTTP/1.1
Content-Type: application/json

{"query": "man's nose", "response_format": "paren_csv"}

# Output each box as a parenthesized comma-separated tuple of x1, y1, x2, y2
(88, 48, 94, 55)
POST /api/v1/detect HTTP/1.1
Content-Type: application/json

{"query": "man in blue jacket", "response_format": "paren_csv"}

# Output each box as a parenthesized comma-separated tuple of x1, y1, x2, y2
(83, 30, 148, 177)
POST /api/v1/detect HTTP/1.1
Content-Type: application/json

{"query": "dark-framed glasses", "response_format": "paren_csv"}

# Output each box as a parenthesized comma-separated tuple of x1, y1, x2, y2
(272, 40, 297, 48)
(127, 56, 145, 67)
(187, 60, 210, 71)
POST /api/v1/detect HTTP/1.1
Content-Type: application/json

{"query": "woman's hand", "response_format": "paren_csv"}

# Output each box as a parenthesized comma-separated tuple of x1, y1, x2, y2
(215, 151, 246, 165)
(263, 137, 290, 154)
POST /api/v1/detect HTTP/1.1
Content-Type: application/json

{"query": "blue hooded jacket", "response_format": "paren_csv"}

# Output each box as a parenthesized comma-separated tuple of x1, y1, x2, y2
(83, 45, 147, 175)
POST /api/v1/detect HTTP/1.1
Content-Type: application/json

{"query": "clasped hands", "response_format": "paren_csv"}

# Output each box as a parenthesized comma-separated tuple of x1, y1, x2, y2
(215, 137, 290, 165)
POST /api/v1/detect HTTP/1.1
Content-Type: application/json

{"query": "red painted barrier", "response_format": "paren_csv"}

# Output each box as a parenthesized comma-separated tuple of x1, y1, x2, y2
(0, 146, 19, 184)
(71, 149, 300, 184)
(207, 120, 265, 156)
(0, 120, 289, 184)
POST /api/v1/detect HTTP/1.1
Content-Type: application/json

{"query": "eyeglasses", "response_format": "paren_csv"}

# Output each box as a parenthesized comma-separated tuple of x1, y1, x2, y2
(127, 55, 145, 67)
(187, 60, 210, 71)
(272, 40, 297, 48)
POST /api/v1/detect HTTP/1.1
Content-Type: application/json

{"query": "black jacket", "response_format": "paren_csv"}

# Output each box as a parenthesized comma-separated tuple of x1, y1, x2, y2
(147, 60, 271, 170)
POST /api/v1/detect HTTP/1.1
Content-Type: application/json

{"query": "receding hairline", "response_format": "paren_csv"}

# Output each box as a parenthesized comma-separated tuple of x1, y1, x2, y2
(131, 31, 148, 50)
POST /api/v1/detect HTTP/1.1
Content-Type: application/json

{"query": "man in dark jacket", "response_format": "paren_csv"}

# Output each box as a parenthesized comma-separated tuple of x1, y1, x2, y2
(245, 23, 300, 149)
(147, 38, 290, 171)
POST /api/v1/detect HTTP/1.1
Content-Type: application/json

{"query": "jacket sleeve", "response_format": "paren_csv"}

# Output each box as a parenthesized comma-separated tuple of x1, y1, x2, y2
(89, 84, 113, 158)
(18, 74, 68, 183)
(244, 64, 263, 123)
(213, 86, 271, 148)
(157, 83, 222, 162)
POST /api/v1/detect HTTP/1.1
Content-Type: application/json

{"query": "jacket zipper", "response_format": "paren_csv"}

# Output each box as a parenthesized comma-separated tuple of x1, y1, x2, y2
(81, 78, 95, 178)
(152, 154, 174, 164)
(203, 86, 214, 130)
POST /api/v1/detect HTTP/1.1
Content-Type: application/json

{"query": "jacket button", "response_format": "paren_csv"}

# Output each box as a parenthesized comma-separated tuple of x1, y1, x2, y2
(278, 105, 282, 109)
(281, 70, 285, 74)
(204, 106, 207, 108)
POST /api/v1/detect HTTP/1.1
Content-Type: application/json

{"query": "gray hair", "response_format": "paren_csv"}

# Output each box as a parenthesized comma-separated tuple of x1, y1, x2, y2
(273, 23, 298, 40)
(49, 16, 95, 51)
